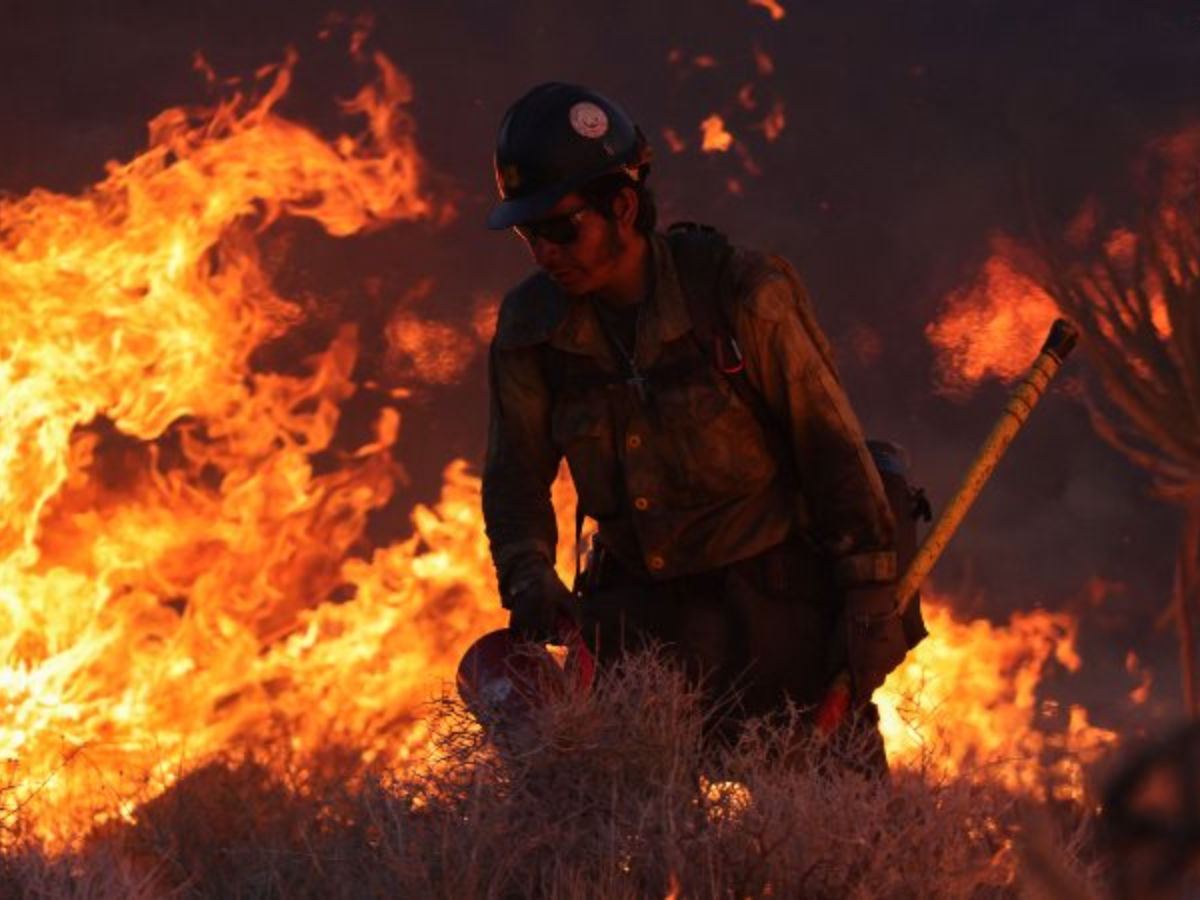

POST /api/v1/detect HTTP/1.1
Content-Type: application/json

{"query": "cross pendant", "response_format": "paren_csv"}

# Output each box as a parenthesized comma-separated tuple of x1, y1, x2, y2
(626, 366, 650, 402)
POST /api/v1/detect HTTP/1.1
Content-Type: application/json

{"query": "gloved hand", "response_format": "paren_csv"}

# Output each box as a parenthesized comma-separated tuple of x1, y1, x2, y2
(841, 584, 909, 703)
(503, 557, 580, 645)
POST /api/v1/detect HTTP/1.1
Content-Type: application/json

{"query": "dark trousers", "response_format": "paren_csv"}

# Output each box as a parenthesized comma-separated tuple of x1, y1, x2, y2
(580, 537, 888, 775)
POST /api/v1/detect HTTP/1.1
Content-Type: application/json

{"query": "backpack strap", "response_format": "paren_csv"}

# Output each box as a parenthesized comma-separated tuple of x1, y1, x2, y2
(668, 224, 928, 646)
(665, 223, 800, 489)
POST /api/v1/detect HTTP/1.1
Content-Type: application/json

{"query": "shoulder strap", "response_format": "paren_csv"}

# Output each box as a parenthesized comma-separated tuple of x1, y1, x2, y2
(664, 222, 731, 358)
(666, 223, 798, 486)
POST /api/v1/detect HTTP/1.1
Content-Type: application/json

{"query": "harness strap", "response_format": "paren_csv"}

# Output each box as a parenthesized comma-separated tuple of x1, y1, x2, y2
(665, 223, 801, 493)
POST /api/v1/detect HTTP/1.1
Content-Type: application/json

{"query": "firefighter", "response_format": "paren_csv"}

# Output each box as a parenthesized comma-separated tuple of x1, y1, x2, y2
(481, 82, 908, 767)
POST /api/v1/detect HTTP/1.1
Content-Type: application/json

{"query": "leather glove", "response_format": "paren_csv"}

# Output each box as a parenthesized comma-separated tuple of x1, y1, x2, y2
(841, 583, 909, 703)
(504, 556, 580, 645)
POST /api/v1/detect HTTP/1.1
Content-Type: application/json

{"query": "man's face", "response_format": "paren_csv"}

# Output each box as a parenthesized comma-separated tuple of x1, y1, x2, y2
(515, 192, 631, 297)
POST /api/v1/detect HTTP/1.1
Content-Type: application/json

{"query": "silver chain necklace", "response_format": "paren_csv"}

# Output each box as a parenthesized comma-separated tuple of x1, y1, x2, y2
(595, 301, 649, 402)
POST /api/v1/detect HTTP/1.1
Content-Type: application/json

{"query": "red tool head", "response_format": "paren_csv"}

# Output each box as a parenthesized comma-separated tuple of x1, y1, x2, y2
(456, 626, 595, 731)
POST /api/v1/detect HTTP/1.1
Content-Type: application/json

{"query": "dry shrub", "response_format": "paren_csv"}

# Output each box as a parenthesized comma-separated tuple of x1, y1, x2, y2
(0, 649, 1104, 899)
(367, 648, 1100, 900)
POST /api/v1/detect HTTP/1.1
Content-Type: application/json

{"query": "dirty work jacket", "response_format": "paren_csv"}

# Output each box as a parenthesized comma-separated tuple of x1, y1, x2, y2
(482, 231, 895, 593)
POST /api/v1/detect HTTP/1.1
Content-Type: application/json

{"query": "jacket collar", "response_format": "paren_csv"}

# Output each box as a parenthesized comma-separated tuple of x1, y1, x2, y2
(549, 232, 692, 367)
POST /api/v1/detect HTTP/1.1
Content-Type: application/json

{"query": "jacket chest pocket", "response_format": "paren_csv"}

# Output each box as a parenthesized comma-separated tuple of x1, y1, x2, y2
(551, 398, 622, 519)
(653, 374, 778, 498)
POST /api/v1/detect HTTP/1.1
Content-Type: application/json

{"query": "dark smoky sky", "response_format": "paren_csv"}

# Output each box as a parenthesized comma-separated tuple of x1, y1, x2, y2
(2, 0, 1198, 726)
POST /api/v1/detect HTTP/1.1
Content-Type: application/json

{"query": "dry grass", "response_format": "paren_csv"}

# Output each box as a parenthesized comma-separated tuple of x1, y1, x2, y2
(0, 650, 1105, 899)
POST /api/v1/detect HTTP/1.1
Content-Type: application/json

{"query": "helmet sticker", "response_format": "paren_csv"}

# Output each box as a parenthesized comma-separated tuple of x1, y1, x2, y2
(569, 101, 609, 139)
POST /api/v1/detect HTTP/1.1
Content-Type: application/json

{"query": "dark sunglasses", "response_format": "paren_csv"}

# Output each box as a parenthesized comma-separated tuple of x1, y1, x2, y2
(513, 205, 591, 246)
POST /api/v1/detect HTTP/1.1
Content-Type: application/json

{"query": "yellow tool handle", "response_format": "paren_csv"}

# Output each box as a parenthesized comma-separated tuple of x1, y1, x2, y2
(895, 317, 1080, 616)
(817, 318, 1080, 737)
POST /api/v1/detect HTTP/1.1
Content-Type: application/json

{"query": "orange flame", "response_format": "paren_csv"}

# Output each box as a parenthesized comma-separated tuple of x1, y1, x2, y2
(748, 0, 787, 20)
(0, 48, 496, 843)
(925, 236, 1059, 395)
(930, 155, 1183, 394)
(760, 100, 786, 142)
(383, 276, 482, 387)
(384, 313, 479, 386)
(1125, 651, 1153, 706)
(879, 594, 1117, 800)
(701, 115, 735, 153)
(1100, 229, 1173, 337)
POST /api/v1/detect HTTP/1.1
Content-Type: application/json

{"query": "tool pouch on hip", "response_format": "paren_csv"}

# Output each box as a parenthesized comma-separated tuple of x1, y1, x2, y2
(867, 439, 931, 650)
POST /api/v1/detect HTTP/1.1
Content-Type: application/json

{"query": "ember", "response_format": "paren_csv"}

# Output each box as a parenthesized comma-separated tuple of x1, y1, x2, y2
(748, 0, 787, 21)
(700, 114, 735, 153)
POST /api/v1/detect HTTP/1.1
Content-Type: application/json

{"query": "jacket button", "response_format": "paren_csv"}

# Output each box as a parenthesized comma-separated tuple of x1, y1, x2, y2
(627, 434, 642, 449)
(649, 555, 666, 572)
(633, 496, 650, 511)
